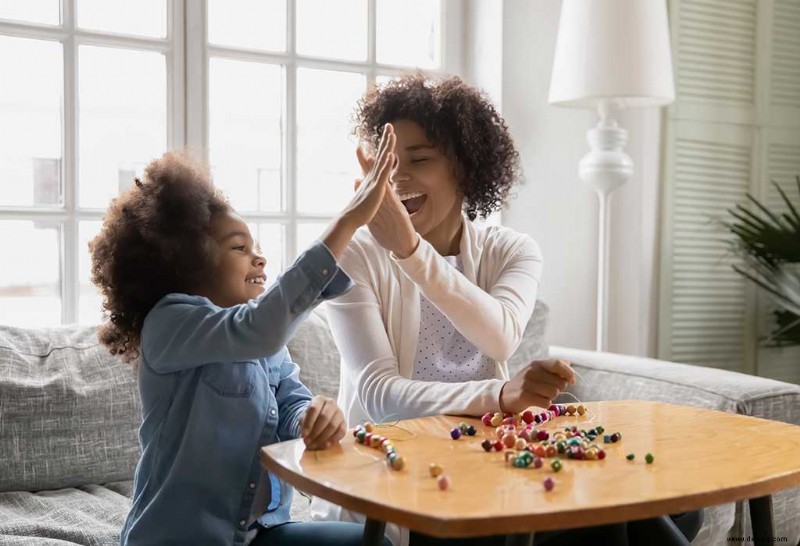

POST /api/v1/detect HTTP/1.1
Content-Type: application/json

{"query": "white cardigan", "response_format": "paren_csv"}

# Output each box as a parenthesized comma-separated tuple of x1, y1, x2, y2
(328, 214, 543, 426)
(312, 215, 543, 544)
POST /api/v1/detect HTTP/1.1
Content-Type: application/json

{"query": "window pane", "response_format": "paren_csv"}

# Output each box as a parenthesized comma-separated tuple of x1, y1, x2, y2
(77, 0, 167, 38)
(79, 46, 166, 209)
(79, 221, 103, 325)
(296, 0, 366, 61)
(296, 68, 364, 214)
(377, 0, 440, 68)
(0, 0, 60, 25)
(247, 223, 284, 285)
(210, 58, 283, 213)
(0, 37, 63, 207)
(296, 222, 329, 258)
(208, 0, 286, 52)
(0, 221, 61, 327)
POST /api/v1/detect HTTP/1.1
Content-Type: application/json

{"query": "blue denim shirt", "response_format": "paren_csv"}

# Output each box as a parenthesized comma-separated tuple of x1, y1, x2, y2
(120, 242, 353, 546)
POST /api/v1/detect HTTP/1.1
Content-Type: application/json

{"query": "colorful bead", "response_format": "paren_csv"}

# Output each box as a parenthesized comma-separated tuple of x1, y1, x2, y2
(566, 405, 577, 415)
(459, 422, 469, 434)
(521, 410, 535, 424)
(626, 453, 635, 461)
(429, 463, 444, 477)
(390, 455, 405, 470)
(481, 439, 493, 452)
(493, 441, 504, 452)
(437, 474, 450, 490)
(364, 422, 375, 433)
(450, 428, 462, 440)
(466, 425, 477, 436)
(356, 430, 367, 442)
(577, 405, 586, 416)
(536, 430, 550, 441)
(595, 426, 605, 434)
(490, 413, 503, 427)
(545, 445, 557, 458)
(597, 449, 606, 460)
(603, 435, 611, 444)
(515, 438, 527, 451)
(551, 459, 563, 472)
(481, 413, 493, 426)
(533, 456, 544, 469)
(645, 453, 654, 464)
(543, 477, 555, 491)
(502, 432, 518, 449)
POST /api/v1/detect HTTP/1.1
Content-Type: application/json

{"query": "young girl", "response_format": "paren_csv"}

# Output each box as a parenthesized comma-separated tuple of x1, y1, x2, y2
(90, 126, 396, 546)
(313, 74, 702, 546)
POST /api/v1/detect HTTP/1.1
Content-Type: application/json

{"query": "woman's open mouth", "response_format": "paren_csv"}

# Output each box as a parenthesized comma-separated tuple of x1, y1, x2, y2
(398, 192, 427, 216)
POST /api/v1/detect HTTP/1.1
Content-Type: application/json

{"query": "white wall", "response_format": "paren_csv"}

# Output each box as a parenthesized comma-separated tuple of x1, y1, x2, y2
(463, 0, 664, 356)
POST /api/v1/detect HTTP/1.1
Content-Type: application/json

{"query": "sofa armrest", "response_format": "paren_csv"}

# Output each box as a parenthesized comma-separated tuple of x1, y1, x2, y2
(549, 346, 800, 426)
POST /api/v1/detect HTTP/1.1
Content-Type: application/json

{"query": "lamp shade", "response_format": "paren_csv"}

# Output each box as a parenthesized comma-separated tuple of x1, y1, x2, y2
(548, 0, 675, 108)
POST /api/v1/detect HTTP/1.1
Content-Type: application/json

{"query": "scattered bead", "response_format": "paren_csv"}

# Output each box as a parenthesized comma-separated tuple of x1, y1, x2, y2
(551, 459, 563, 472)
(481, 439, 493, 452)
(390, 455, 405, 470)
(577, 405, 586, 416)
(543, 477, 555, 491)
(437, 474, 450, 491)
(493, 441, 504, 452)
(502, 432, 518, 449)
(450, 428, 462, 440)
(567, 405, 577, 415)
(481, 413, 493, 427)
(429, 463, 444, 477)
(595, 426, 605, 434)
(533, 456, 544, 469)
(645, 453, 654, 464)
(364, 422, 375, 433)
(466, 425, 477, 436)
(490, 413, 503, 427)
(459, 422, 469, 434)
(521, 410, 535, 424)
(626, 453, 635, 461)
(515, 438, 527, 451)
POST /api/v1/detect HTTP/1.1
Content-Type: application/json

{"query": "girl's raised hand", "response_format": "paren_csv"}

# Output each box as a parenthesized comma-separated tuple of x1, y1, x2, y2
(355, 138, 418, 259)
(299, 395, 347, 451)
(341, 123, 396, 229)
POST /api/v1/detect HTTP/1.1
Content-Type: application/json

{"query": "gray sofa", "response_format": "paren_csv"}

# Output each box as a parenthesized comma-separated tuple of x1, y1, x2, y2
(1, 303, 798, 545)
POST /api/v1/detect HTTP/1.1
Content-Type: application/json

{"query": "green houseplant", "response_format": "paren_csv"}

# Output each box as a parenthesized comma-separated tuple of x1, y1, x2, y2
(725, 177, 800, 347)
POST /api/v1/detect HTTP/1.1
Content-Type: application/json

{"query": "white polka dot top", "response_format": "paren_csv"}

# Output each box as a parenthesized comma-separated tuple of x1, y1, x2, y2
(412, 254, 495, 383)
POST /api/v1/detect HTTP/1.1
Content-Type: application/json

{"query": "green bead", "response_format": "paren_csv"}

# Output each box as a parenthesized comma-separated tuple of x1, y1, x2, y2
(626, 453, 635, 461)
(556, 441, 566, 453)
(595, 426, 605, 434)
(645, 453, 654, 464)
(551, 459, 563, 472)
(459, 422, 469, 433)
(356, 430, 367, 442)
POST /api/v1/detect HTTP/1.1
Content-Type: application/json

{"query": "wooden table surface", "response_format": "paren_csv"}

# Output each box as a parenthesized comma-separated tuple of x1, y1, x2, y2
(260, 400, 800, 538)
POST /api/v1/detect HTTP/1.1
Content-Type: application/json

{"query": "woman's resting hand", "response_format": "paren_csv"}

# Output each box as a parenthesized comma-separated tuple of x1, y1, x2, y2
(499, 359, 576, 414)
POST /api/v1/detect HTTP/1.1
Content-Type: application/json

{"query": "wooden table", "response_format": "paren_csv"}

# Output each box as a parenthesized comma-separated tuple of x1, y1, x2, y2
(260, 400, 800, 545)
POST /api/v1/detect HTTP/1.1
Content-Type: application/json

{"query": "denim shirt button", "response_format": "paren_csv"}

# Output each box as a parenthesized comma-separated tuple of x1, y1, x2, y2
(322, 268, 329, 276)
(270, 409, 277, 416)
(239, 520, 246, 527)
(249, 482, 256, 489)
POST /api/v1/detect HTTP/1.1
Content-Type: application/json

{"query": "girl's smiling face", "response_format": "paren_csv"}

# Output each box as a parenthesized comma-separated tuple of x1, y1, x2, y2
(391, 119, 463, 241)
(199, 211, 267, 307)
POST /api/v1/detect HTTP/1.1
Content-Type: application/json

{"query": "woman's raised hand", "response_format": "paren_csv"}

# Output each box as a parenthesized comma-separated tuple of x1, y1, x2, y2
(355, 138, 418, 259)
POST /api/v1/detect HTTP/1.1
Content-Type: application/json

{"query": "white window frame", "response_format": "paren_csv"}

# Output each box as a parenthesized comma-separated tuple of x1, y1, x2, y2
(0, 0, 185, 324)
(186, 0, 463, 267)
(0, 0, 461, 326)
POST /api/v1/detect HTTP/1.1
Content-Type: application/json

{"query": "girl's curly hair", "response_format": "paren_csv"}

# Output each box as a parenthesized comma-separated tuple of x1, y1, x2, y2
(355, 73, 522, 221)
(90, 151, 229, 363)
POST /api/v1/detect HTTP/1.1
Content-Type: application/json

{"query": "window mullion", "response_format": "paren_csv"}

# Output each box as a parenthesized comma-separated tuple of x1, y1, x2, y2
(286, 0, 297, 265)
(168, 0, 186, 149)
(185, 0, 207, 163)
(62, 0, 78, 324)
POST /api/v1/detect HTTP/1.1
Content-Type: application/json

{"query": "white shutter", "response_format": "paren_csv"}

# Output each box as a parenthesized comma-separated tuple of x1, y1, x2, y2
(659, 0, 800, 383)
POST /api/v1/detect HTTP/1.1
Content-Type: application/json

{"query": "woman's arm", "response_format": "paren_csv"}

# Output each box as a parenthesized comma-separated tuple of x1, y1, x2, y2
(328, 245, 505, 421)
(141, 242, 351, 373)
(392, 233, 542, 362)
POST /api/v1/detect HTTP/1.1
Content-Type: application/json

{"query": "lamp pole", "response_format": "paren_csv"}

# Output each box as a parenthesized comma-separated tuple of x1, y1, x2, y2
(578, 100, 633, 351)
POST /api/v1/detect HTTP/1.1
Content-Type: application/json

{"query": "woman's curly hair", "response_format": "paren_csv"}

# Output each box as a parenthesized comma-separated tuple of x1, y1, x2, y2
(90, 151, 229, 364)
(355, 73, 522, 221)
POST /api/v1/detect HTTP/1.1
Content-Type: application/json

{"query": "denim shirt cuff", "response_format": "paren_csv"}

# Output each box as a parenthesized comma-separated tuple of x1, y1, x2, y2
(299, 241, 354, 300)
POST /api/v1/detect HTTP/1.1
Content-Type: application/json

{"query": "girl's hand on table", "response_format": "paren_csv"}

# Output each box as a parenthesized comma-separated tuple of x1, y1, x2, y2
(300, 395, 347, 450)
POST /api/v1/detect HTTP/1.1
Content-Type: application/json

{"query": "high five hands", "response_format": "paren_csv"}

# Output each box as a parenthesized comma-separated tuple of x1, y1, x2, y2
(354, 125, 419, 259)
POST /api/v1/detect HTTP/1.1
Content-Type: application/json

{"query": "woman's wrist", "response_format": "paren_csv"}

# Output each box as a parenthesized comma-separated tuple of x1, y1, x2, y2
(498, 381, 509, 413)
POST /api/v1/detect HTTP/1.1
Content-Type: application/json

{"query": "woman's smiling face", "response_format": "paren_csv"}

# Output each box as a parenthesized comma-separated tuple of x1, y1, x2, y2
(199, 211, 267, 307)
(390, 119, 463, 239)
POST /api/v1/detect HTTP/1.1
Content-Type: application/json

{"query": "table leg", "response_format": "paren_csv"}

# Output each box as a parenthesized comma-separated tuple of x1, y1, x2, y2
(363, 518, 386, 546)
(749, 495, 774, 542)
(505, 534, 535, 546)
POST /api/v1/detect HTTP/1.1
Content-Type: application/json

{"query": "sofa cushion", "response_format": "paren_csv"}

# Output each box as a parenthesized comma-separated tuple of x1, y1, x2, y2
(0, 326, 141, 493)
(290, 301, 550, 400)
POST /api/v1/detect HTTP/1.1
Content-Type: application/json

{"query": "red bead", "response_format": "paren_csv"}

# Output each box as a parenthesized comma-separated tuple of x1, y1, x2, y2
(481, 413, 493, 426)
(537, 430, 549, 441)
(493, 441, 504, 452)
(544, 477, 555, 491)
(597, 449, 606, 460)
(364, 433, 372, 445)
(521, 410, 534, 424)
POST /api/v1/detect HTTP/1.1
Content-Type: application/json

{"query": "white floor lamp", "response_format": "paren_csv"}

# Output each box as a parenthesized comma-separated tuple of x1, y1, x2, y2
(548, 0, 675, 352)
